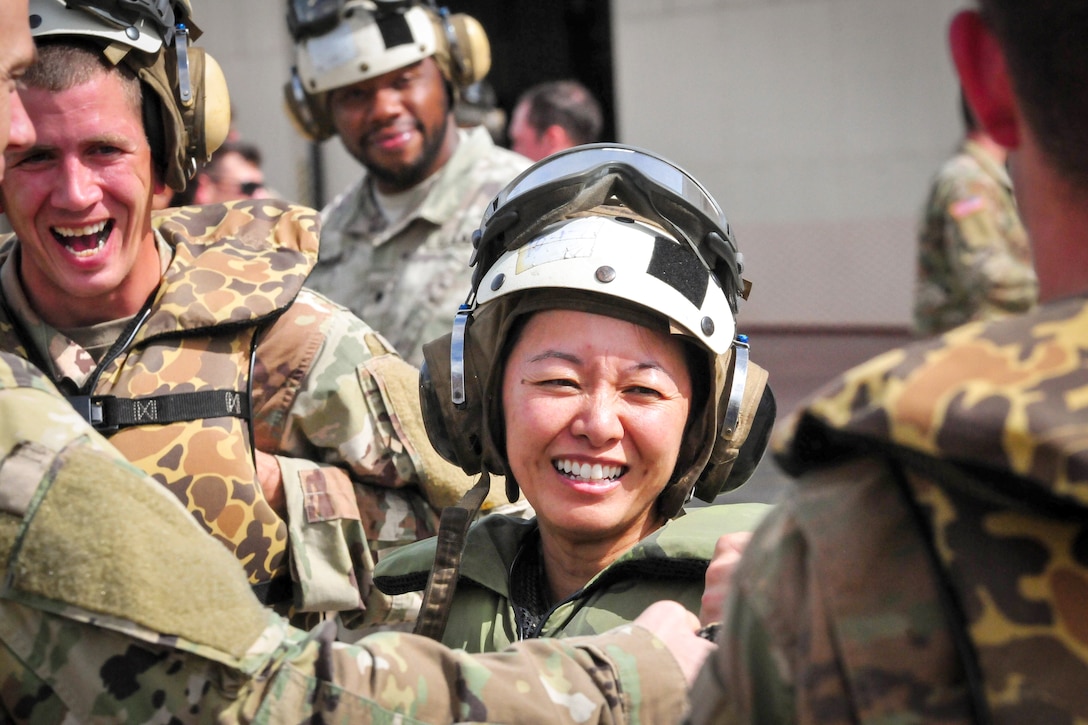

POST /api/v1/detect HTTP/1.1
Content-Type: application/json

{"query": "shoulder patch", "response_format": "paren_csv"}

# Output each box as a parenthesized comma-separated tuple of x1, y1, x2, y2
(949, 195, 988, 219)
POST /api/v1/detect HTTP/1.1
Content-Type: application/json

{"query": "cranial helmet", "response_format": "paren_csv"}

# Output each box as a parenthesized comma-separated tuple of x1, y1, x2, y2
(283, 0, 491, 142)
(420, 144, 771, 519)
(28, 0, 231, 192)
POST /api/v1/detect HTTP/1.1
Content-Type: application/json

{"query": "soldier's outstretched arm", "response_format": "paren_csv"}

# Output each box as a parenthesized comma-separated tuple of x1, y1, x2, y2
(0, 352, 690, 723)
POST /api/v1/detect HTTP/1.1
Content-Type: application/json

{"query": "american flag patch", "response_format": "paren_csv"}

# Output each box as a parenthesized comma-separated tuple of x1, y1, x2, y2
(949, 196, 987, 219)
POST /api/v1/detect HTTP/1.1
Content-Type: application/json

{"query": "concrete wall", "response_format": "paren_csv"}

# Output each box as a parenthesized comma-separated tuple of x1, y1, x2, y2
(195, 0, 966, 328)
(613, 0, 966, 328)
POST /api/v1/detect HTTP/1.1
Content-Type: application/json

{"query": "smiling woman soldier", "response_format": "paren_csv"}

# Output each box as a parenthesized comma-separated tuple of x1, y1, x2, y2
(375, 144, 777, 650)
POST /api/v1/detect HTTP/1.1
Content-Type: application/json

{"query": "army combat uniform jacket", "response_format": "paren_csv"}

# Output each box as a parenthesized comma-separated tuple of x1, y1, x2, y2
(696, 297, 1088, 724)
(0, 201, 471, 627)
(0, 351, 691, 723)
(309, 126, 529, 366)
(375, 503, 770, 652)
(914, 138, 1037, 335)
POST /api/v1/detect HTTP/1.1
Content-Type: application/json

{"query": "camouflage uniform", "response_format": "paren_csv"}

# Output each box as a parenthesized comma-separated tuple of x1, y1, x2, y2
(696, 297, 1088, 723)
(0, 350, 692, 722)
(914, 139, 1037, 335)
(0, 200, 474, 628)
(310, 126, 530, 366)
(375, 503, 770, 652)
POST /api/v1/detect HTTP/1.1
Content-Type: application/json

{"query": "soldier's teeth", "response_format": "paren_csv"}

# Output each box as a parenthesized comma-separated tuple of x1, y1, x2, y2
(554, 459, 623, 482)
(53, 221, 108, 237)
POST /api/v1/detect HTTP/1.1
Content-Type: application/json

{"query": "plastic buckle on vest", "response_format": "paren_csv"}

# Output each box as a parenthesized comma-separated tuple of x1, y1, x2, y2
(66, 394, 117, 433)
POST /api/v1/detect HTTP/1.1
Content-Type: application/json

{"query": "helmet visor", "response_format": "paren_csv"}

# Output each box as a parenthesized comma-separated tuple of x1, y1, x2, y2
(287, 0, 344, 40)
(473, 144, 742, 312)
(62, 0, 182, 43)
(489, 145, 724, 233)
(287, 0, 419, 40)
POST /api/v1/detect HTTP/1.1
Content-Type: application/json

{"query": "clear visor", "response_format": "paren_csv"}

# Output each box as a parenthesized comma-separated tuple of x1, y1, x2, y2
(485, 145, 727, 236)
(287, 0, 344, 40)
(473, 143, 742, 312)
(287, 0, 416, 40)
(63, 0, 180, 41)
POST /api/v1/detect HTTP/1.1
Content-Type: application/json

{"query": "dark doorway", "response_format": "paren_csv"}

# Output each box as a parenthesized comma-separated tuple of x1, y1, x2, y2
(448, 0, 616, 145)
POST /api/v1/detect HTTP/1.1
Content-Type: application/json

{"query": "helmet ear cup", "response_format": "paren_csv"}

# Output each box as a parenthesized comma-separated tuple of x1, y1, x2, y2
(168, 46, 231, 188)
(138, 44, 232, 190)
(197, 52, 231, 159)
(432, 11, 491, 89)
(283, 68, 337, 142)
(693, 358, 772, 500)
(419, 332, 487, 475)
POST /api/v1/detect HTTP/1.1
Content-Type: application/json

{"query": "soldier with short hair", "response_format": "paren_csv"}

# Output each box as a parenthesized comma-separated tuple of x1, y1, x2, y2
(508, 79, 604, 162)
(698, 1, 1088, 722)
(0, 0, 481, 631)
(284, 0, 530, 368)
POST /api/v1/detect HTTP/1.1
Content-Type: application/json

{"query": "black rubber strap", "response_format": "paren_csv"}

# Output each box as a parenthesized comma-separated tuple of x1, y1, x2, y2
(66, 389, 250, 433)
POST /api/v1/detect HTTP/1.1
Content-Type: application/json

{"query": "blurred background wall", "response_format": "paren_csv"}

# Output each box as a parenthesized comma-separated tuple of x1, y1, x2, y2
(180, 0, 966, 330)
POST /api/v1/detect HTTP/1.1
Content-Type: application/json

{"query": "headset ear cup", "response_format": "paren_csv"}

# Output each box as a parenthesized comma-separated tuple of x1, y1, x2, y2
(283, 70, 337, 142)
(694, 360, 773, 500)
(420, 332, 486, 475)
(199, 52, 231, 159)
(145, 46, 231, 191)
(434, 12, 491, 88)
(419, 358, 459, 465)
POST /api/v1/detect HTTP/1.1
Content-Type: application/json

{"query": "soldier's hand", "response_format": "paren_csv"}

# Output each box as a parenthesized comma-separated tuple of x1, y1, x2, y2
(633, 600, 715, 686)
(255, 450, 286, 517)
(700, 531, 751, 627)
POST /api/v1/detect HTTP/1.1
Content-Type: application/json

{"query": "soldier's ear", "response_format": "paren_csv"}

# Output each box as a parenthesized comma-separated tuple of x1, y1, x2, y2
(949, 9, 1021, 150)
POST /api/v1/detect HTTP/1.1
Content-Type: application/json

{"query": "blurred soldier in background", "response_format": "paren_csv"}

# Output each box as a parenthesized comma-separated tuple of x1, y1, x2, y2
(508, 79, 603, 162)
(168, 139, 270, 206)
(913, 89, 1037, 335)
(284, 0, 529, 367)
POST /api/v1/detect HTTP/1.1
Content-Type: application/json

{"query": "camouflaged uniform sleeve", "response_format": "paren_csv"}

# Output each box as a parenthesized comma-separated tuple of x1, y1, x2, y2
(255, 288, 488, 621)
(263, 288, 474, 503)
(4, 602, 687, 723)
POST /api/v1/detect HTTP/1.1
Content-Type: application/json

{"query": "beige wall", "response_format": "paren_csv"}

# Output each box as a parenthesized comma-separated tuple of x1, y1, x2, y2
(197, 0, 967, 328)
(613, 0, 966, 328)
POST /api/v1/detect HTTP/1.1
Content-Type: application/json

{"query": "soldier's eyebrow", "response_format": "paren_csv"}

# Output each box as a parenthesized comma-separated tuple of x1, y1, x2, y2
(529, 350, 581, 365)
(527, 350, 670, 375)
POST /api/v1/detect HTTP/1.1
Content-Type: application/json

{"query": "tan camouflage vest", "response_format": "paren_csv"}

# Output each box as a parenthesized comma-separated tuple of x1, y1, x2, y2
(0, 201, 321, 598)
(779, 297, 1088, 722)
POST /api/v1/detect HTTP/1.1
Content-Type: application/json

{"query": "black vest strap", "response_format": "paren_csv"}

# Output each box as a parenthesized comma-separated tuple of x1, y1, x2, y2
(66, 390, 250, 433)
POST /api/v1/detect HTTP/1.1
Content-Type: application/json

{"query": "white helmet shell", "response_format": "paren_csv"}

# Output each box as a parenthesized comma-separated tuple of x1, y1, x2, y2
(29, 0, 166, 55)
(295, 2, 438, 94)
(476, 215, 736, 355)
